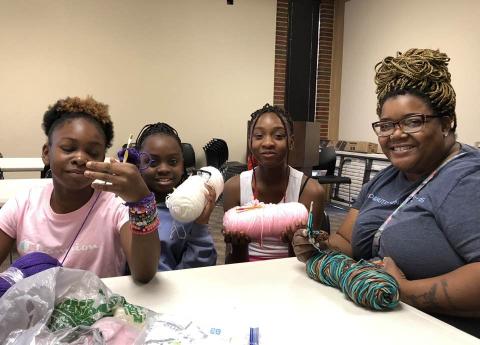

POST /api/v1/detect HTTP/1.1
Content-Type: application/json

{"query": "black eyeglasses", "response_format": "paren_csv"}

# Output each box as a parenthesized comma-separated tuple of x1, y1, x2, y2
(372, 113, 445, 137)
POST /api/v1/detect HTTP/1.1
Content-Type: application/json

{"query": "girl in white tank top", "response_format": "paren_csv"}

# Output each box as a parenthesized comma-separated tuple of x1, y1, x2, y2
(222, 104, 325, 263)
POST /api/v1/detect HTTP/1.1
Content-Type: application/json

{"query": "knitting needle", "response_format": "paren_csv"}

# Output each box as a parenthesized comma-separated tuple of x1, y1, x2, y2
(307, 201, 313, 235)
(123, 134, 134, 163)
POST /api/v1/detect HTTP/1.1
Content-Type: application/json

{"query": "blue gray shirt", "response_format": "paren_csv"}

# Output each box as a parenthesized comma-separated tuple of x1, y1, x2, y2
(157, 203, 217, 271)
(351, 144, 480, 337)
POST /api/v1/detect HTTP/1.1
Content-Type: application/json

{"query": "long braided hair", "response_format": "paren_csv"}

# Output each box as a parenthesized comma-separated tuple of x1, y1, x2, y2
(136, 122, 182, 150)
(374, 48, 457, 132)
(135, 122, 187, 181)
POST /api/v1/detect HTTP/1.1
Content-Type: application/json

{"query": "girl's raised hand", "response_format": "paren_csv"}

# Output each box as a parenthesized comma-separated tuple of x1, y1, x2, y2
(195, 183, 217, 225)
(85, 158, 151, 203)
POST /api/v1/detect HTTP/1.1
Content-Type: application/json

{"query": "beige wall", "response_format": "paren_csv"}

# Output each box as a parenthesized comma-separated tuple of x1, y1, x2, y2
(339, 0, 480, 146)
(0, 0, 276, 168)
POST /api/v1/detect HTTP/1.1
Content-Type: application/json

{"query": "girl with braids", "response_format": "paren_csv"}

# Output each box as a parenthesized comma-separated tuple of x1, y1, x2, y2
(294, 49, 480, 337)
(135, 122, 217, 271)
(223, 104, 325, 263)
(0, 96, 160, 282)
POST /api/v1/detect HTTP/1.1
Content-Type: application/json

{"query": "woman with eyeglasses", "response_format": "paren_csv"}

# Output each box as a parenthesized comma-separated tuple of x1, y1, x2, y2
(293, 49, 480, 337)
(135, 123, 217, 271)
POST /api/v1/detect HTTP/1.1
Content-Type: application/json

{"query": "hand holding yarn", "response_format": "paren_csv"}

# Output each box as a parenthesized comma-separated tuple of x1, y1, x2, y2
(86, 158, 151, 203)
(166, 166, 224, 223)
(194, 184, 217, 225)
(281, 218, 307, 244)
(117, 146, 142, 168)
(223, 227, 251, 246)
(293, 228, 329, 263)
(382, 257, 407, 285)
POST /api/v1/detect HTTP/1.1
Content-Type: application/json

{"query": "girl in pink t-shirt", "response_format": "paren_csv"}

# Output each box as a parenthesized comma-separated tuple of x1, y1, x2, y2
(0, 96, 160, 281)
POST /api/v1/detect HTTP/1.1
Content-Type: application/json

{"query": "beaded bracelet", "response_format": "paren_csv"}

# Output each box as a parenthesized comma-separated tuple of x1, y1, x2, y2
(126, 193, 159, 235)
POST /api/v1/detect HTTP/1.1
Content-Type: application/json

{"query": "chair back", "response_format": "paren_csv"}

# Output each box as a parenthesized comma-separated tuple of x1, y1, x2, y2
(181, 143, 196, 170)
(315, 147, 336, 176)
(321, 210, 331, 234)
(203, 138, 229, 169)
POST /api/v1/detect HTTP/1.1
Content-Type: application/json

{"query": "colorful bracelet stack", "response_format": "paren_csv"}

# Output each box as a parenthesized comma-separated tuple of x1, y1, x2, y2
(126, 193, 159, 235)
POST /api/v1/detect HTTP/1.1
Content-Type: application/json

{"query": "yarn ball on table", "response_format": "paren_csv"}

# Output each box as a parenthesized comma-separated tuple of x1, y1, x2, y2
(307, 250, 399, 311)
(223, 201, 308, 240)
(166, 166, 224, 223)
(0, 251, 62, 297)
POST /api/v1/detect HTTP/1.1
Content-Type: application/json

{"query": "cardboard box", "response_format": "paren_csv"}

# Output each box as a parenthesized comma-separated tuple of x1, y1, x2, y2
(320, 139, 379, 153)
(319, 140, 348, 151)
(344, 141, 378, 154)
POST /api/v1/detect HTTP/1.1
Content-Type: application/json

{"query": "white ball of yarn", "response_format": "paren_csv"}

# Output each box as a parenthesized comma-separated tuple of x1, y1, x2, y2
(200, 166, 224, 200)
(165, 166, 224, 223)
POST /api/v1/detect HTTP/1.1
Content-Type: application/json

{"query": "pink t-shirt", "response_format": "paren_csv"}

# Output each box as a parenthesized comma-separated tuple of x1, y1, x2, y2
(0, 181, 129, 278)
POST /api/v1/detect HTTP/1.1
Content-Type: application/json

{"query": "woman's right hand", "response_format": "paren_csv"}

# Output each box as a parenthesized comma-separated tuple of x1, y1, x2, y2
(293, 229, 329, 263)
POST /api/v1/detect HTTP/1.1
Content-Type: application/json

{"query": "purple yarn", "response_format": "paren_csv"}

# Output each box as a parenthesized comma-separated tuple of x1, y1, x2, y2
(0, 251, 61, 297)
(117, 147, 142, 167)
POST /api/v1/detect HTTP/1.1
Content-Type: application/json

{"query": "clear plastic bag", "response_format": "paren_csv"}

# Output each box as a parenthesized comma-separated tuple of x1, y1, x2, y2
(0, 267, 147, 344)
(0, 267, 245, 344)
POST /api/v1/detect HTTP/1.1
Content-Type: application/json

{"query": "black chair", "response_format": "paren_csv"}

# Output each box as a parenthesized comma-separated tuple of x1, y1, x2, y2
(312, 146, 351, 206)
(320, 210, 331, 234)
(181, 143, 196, 173)
(203, 138, 229, 169)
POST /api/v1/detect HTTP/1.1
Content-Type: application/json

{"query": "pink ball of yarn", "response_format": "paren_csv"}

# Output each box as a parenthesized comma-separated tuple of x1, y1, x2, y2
(223, 201, 308, 240)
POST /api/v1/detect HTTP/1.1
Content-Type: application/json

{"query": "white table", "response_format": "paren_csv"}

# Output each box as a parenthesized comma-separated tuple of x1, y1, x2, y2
(0, 178, 51, 206)
(0, 158, 45, 172)
(102, 258, 479, 344)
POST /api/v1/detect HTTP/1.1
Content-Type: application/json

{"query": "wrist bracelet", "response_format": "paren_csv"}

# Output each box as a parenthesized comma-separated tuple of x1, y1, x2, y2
(125, 192, 156, 207)
(127, 192, 159, 235)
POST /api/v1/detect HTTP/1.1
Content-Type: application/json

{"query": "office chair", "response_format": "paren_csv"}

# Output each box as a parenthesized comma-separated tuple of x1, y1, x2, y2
(312, 146, 351, 206)
(203, 138, 229, 169)
(181, 143, 196, 173)
(321, 210, 331, 234)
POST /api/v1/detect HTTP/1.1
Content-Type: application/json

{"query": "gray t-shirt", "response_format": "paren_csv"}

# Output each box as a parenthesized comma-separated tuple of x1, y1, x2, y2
(352, 144, 480, 280)
(352, 144, 480, 337)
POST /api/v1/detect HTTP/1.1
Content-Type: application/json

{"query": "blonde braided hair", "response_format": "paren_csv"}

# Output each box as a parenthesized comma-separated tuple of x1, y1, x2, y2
(374, 48, 456, 131)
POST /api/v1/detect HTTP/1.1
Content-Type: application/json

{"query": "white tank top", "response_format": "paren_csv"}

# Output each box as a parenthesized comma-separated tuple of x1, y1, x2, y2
(239, 166, 304, 261)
